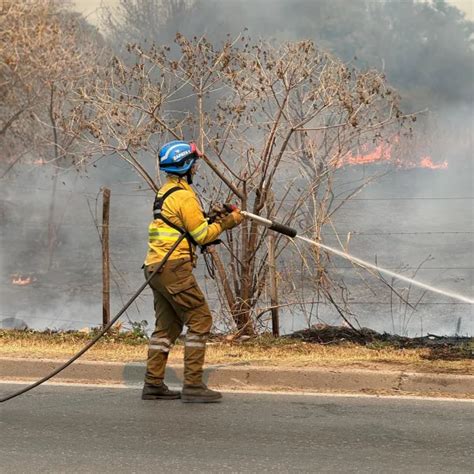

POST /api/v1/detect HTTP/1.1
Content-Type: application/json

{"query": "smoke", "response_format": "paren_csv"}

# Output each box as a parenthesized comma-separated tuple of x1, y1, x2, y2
(1, 0, 472, 336)
(0, 156, 158, 331)
(102, 1, 474, 102)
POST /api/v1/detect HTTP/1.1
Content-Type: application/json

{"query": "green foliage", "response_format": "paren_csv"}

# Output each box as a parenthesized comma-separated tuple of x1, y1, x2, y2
(129, 320, 149, 341)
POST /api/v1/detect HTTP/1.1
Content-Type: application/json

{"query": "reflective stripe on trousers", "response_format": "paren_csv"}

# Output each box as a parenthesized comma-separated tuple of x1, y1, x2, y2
(185, 333, 207, 349)
(148, 337, 172, 353)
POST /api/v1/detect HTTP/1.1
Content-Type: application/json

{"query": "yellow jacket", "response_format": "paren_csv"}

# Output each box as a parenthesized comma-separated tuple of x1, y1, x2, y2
(145, 175, 223, 265)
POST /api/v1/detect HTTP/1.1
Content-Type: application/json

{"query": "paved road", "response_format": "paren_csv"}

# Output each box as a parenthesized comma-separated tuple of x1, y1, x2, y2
(0, 383, 472, 473)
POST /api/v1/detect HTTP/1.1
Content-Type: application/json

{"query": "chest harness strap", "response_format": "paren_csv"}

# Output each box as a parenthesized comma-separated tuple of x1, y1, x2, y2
(152, 186, 198, 263)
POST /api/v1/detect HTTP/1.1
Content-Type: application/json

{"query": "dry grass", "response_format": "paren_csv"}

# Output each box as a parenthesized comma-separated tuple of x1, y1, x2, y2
(1, 330, 472, 374)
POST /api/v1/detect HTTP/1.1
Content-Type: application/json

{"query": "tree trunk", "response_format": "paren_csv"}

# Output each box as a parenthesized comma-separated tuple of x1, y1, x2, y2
(46, 84, 59, 271)
(232, 301, 255, 336)
(210, 247, 255, 335)
(268, 229, 279, 337)
(46, 168, 59, 271)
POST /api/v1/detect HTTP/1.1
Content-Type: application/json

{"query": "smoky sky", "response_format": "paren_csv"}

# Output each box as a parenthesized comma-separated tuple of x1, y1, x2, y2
(101, 0, 474, 109)
(1, 0, 472, 336)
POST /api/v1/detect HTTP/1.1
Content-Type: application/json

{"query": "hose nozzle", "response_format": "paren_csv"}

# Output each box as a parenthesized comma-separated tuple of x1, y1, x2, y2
(240, 211, 297, 238)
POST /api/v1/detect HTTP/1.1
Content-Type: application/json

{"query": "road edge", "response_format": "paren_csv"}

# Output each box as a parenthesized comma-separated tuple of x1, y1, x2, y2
(1, 357, 472, 398)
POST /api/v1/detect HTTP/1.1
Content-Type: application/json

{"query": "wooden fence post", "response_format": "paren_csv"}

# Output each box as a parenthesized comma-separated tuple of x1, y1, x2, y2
(102, 188, 111, 328)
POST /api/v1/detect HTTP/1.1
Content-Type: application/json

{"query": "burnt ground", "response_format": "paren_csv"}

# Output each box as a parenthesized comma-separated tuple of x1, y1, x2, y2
(286, 325, 474, 361)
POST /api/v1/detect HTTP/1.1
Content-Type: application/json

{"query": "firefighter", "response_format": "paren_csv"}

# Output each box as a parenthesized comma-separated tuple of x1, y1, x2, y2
(142, 140, 243, 403)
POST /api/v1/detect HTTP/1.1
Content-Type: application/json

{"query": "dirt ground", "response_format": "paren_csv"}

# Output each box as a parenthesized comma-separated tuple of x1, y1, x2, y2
(1, 326, 472, 375)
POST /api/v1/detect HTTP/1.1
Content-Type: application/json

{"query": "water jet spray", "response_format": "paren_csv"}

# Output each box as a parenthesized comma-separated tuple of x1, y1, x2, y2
(240, 211, 474, 305)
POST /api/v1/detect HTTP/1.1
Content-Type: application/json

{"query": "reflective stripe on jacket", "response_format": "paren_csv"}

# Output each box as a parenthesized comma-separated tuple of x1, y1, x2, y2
(144, 175, 223, 265)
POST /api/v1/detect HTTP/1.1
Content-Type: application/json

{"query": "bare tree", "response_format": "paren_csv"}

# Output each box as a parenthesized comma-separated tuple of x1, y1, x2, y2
(0, 0, 105, 268)
(76, 35, 409, 334)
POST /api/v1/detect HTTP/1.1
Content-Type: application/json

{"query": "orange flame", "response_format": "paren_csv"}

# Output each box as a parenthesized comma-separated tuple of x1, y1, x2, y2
(336, 143, 447, 170)
(11, 275, 33, 286)
(419, 156, 448, 170)
(341, 144, 392, 167)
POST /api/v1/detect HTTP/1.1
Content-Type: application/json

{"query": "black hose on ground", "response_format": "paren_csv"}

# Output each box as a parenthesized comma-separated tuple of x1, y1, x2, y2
(0, 234, 187, 403)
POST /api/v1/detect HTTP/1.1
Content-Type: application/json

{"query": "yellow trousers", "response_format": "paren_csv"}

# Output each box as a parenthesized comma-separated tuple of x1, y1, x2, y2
(144, 259, 212, 386)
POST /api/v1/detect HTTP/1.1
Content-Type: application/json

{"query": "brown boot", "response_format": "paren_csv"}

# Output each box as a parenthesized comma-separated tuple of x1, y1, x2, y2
(141, 382, 181, 400)
(181, 383, 222, 403)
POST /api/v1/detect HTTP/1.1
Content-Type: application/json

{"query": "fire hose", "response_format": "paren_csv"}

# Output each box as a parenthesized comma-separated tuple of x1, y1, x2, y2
(0, 234, 187, 403)
(1, 209, 472, 403)
(0, 210, 296, 404)
(239, 211, 297, 237)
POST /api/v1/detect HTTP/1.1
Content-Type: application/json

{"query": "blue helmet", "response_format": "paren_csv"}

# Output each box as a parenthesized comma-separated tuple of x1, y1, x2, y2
(158, 140, 199, 175)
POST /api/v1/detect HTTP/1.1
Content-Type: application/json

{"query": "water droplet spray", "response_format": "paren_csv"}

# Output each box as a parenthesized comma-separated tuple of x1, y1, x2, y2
(240, 211, 474, 305)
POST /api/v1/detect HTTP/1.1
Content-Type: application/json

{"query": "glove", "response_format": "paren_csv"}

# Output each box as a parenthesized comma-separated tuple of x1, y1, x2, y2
(220, 210, 243, 230)
(206, 204, 228, 224)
